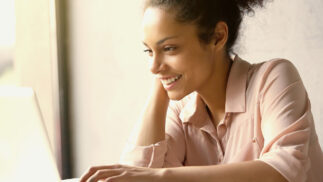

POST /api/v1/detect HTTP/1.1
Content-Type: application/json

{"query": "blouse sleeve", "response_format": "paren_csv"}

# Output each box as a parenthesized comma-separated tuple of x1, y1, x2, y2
(119, 101, 186, 168)
(257, 59, 312, 182)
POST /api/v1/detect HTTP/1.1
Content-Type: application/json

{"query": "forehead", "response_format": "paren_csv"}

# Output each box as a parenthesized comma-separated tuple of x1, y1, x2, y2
(142, 7, 176, 27)
(141, 7, 197, 44)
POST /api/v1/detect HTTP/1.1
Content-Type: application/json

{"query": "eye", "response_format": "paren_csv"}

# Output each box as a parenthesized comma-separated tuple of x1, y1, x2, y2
(164, 46, 177, 52)
(143, 49, 153, 56)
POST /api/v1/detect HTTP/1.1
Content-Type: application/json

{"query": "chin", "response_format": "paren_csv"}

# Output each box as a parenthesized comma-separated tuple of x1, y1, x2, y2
(167, 90, 190, 101)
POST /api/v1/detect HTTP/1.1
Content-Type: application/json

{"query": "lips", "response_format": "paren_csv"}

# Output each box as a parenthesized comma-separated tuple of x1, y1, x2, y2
(159, 75, 182, 90)
(160, 75, 182, 85)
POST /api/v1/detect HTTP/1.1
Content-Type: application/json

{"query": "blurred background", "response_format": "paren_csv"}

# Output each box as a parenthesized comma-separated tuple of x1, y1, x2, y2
(0, 0, 322, 179)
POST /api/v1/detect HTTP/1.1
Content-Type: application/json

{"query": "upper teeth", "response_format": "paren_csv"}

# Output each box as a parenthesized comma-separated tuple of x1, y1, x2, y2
(161, 75, 181, 85)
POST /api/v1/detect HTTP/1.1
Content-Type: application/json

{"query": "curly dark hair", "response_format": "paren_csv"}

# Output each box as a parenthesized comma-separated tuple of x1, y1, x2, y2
(144, 0, 266, 54)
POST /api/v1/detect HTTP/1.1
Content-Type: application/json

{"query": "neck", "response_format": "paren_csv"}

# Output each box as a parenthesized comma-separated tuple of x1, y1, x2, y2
(197, 53, 232, 127)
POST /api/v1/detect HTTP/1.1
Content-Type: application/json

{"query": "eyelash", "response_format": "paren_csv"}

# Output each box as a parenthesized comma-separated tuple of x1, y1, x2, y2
(163, 46, 177, 52)
(143, 46, 177, 56)
(143, 49, 153, 56)
(143, 49, 152, 53)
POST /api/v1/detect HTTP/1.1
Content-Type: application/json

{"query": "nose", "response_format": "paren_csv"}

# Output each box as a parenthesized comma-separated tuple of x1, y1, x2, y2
(149, 55, 165, 74)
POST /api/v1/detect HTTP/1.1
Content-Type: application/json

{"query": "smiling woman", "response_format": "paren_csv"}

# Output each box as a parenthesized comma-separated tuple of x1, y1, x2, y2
(142, 7, 227, 101)
(80, 0, 323, 182)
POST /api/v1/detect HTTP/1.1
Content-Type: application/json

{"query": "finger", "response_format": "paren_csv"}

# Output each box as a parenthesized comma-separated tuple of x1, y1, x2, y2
(80, 164, 122, 182)
(87, 169, 123, 182)
(80, 165, 121, 182)
(105, 173, 125, 182)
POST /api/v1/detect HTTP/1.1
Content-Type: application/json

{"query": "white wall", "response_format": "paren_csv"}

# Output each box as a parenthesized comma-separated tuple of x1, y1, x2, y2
(68, 0, 323, 177)
(68, 0, 152, 177)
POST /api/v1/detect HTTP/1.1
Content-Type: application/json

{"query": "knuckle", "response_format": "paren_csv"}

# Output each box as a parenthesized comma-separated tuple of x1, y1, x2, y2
(88, 166, 96, 173)
(94, 170, 104, 176)
(88, 177, 96, 182)
(121, 170, 130, 177)
(114, 164, 122, 168)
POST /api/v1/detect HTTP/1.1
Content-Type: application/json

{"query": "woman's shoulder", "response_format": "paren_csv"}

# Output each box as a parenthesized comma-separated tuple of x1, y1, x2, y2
(243, 57, 306, 107)
(248, 57, 302, 86)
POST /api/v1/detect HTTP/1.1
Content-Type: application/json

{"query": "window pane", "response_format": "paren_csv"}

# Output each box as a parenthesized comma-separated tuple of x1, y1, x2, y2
(0, 0, 17, 86)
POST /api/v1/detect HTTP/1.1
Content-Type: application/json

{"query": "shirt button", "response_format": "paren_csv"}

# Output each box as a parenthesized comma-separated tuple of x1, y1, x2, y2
(252, 137, 257, 143)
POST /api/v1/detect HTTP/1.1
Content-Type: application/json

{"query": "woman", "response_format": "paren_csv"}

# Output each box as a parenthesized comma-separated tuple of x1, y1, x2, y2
(80, 0, 323, 181)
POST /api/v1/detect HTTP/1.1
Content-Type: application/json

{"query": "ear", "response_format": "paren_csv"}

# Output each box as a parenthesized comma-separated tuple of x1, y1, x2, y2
(212, 21, 228, 51)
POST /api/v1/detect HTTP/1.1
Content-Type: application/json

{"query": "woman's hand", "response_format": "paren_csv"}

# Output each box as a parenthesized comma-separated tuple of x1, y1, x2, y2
(80, 164, 163, 182)
(151, 76, 169, 102)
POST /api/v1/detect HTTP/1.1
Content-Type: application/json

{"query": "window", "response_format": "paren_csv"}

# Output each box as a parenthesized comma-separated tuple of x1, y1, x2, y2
(0, 0, 17, 86)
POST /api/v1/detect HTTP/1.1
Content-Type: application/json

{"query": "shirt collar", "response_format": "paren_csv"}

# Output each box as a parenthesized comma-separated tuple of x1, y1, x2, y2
(179, 55, 250, 124)
(225, 55, 250, 113)
(179, 92, 208, 124)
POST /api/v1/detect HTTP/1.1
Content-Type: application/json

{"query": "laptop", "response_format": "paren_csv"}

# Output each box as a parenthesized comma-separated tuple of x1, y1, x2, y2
(0, 87, 77, 182)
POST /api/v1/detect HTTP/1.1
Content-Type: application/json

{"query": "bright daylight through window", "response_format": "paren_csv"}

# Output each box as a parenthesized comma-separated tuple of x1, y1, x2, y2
(0, 0, 17, 86)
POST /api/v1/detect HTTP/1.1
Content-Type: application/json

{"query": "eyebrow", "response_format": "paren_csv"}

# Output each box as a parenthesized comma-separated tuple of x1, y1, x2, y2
(143, 35, 179, 47)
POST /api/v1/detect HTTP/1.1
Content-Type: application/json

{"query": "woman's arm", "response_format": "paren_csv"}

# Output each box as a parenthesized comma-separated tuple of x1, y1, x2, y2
(161, 160, 287, 182)
(135, 78, 169, 146)
(118, 77, 186, 168)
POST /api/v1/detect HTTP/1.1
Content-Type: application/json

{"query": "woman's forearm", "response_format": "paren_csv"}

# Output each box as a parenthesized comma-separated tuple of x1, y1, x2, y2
(160, 160, 288, 182)
(135, 80, 169, 146)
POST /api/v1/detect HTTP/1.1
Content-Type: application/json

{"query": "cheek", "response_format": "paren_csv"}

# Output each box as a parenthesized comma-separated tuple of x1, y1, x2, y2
(188, 57, 214, 87)
(190, 64, 211, 83)
(185, 49, 213, 73)
(166, 48, 213, 82)
(163, 54, 189, 73)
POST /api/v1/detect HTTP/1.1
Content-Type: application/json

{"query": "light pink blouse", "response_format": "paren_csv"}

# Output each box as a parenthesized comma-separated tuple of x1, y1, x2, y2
(119, 56, 323, 182)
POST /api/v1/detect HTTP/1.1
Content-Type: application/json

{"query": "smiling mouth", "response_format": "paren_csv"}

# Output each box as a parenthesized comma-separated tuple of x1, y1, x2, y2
(160, 75, 182, 85)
